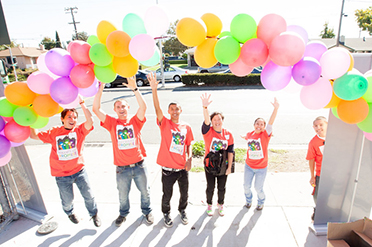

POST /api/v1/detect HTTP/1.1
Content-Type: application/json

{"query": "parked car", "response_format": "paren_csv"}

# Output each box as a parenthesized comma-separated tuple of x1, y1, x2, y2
(104, 70, 149, 88)
(197, 63, 229, 73)
(154, 66, 189, 82)
(166, 56, 185, 61)
(219, 66, 263, 74)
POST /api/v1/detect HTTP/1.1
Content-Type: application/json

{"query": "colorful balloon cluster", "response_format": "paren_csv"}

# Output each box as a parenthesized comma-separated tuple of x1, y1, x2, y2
(176, 13, 372, 140)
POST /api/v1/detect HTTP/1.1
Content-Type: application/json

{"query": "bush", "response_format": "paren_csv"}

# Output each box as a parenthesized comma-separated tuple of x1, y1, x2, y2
(169, 60, 187, 65)
(182, 73, 262, 87)
(235, 148, 247, 163)
(192, 140, 205, 157)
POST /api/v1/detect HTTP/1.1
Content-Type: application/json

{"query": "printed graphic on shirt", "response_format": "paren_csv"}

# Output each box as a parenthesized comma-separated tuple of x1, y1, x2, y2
(247, 138, 264, 160)
(169, 129, 186, 155)
(319, 145, 324, 155)
(117, 125, 136, 150)
(56, 133, 78, 161)
(210, 137, 228, 152)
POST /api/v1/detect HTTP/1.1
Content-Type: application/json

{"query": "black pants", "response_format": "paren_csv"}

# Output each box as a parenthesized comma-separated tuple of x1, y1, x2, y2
(161, 169, 189, 214)
(313, 175, 320, 203)
(205, 171, 228, 205)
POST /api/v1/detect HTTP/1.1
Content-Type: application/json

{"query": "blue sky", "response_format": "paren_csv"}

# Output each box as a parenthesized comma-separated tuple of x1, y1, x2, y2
(2, 0, 371, 48)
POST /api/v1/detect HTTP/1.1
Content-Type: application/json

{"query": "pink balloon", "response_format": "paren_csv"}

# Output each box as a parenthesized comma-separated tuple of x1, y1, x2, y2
(144, 5, 169, 38)
(4, 120, 30, 143)
(292, 57, 321, 86)
(300, 77, 333, 110)
(240, 38, 268, 67)
(79, 79, 99, 97)
(260, 61, 292, 91)
(287, 25, 308, 44)
(45, 48, 75, 76)
(269, 32, 305, 66)
(283, 78, 302, 94)
(129, 34, 156, 61)
(2, 117, 13, 122)
(304, 41, 327, 61)
(0, 150, 11, 167)
(69, 41, 92, 65)
(37, 53, 59, 79)
(60, 95, 80, 109)
(363, 131, 372, 141)
(257, 14, 287, 47)
(50, 77, 79, 104)
(229, 57, 253, 77)
(320, 47, 351, 80)
(70, 64, 95, 88)
(27, 71, 54, 94)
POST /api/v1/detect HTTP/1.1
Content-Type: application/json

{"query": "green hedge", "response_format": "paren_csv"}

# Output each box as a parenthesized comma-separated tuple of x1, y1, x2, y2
(169, 60, 187, 65)
(182, 73, 262, 86)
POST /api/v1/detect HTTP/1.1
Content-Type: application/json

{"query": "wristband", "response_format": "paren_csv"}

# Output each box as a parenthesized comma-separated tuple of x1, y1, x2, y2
(80, 100, 85, 104)
(132, 88, 138, 92)
(203, 106, 208, 109)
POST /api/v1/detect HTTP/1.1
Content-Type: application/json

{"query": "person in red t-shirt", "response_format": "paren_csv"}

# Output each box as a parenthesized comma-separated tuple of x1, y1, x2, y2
(242, 98, 279, 211)
(30, 100, 100, 227)
(93, 76, 153, 227)
(149, 73, 194, 228)
(306, 116, 327, 220)
(201, 93, 234, 217)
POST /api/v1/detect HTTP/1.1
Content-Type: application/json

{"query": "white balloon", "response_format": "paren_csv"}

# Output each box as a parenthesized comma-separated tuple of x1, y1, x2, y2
(144, 5, 169, 38)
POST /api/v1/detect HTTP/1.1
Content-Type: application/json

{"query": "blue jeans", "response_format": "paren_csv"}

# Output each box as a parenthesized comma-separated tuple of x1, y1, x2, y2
(116, 160, 151, 217)
(244, 164, 267, 205)
(55, 168, 98, 217)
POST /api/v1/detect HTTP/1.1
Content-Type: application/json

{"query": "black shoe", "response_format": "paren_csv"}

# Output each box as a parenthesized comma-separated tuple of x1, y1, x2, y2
(68, 214, 79, 224)
(115, 215, 126, 227)
(179, 210, 188, 225)
(163, 213, 173, 228)
(145, 213, 154, 225)
(91, 214, 101, 227)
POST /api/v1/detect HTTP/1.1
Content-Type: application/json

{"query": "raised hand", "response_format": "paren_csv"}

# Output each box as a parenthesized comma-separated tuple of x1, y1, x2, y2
(200, 93, 212, 107)
(147, 72, 159, 90)
(125, 75, 137, 90)
(271, 97, 279, 109)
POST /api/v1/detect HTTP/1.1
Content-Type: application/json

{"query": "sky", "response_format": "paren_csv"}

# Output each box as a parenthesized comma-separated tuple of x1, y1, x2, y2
(1, 0, 371, 48)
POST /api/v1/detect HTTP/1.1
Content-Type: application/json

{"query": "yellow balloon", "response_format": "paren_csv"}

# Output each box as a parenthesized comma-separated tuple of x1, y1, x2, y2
(195, 38, 218, 68)
(324, 91, 341, 108)
(97, 20, 117, 44)
(201, 13, 223, 38)
(176, 18, 206, 47)
(347, 52, 354, 72)
(113, 55, 138, 78)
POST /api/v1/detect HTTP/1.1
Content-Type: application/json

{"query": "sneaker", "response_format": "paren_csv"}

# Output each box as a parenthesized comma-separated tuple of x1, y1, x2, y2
(206, 204, 213, 216)
(256, 205, 264, 211)
(163, 213, 173, 228)
(145, 213, 154, 225)
(217, 204, 225, 216)
(245, 203, 252, 209)
(91, 214, 101, 227)
(115, 215, 126, 227)
(179, 210, 188, 225)
(68, 214, 79, 224)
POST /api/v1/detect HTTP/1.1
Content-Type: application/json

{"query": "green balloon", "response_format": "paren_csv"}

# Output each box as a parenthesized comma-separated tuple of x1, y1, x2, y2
(89, 43, 113, 67)
(218, 31, 231, 39)
(357, 103, 372, 132)
(140, 49, 160, 66)
(362, 76, 372, 103)
(87, 35, 100, 46)
(333, 72, 368, 101)
(94, 64, 116, 83)
(0, 97, 18, 117)
(230, 14, 257, 43)
(30, 116, 49, 129)
(331, 107, 339, 119)
(214, 36, 240, 65)
(13, 106, 37, 126)
(122, 13, 147, 38)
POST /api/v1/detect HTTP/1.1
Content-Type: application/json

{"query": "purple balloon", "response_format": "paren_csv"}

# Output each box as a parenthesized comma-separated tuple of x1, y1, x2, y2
(0, 135, 11, 158)
(79, 79, 99, 97)
(45, 48, 75, 76)
(303, 41, 327, 61)
(261, 61, 292, 91)
(50, 77, 79, 104)
(0, 117, 5, 132)
(292, 57, 321, 86)
(287, 25, 308, 44)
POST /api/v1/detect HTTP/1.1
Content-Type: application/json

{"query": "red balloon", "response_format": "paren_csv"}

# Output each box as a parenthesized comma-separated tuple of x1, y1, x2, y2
(269, 32, 305, 66)
(257, 14, 287, 47)
(69, 41, 92, 65)
(70, 64, 95, 88)
(4, 120, 30, 143)
(240, 38, 268, 67)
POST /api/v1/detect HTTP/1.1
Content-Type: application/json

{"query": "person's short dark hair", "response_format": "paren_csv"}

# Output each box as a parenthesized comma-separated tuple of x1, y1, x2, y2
(210, 112, 224, 121)
(61, 108, 78, 124)
(168, 102, 181, 109)
(254, 117, 266, 126)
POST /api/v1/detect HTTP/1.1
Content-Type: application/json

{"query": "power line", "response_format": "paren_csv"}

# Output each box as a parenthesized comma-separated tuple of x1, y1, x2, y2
(65, 7, 79, 39)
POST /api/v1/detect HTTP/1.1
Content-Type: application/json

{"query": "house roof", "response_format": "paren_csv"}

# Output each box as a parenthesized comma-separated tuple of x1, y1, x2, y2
(0, 47, 47, 58)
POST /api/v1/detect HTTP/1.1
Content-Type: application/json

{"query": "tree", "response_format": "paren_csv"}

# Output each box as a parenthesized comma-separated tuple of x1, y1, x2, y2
(355, 7, 372, 35)
(40, 37, 56, 50)
(0, 40, 18, 51)
(72, 31, 89, 41)
(162, 20, 188, 56)
(55, 31, 62, 48)
(320, 22, 335, 38)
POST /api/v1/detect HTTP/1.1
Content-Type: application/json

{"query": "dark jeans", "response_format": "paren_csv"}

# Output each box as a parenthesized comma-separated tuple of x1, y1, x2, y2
(161, 169, 189, 214)
(313, 175, 320, 203)
(205, 171, 228, 205)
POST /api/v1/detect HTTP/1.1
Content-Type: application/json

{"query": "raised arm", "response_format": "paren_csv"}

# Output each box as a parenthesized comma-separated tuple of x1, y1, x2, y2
(200, 93, 212, 126)
(30, 128, 40, 140)
(126, 76, 147, 121)
(148, 72, 164, 123)
(92, 83, 107, 123)
(80, 96, 94, 130)
(268, 97, 279, 126)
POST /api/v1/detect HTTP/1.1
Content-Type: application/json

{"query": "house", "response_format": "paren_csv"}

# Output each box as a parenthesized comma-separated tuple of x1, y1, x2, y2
(0, 46, 47, 70)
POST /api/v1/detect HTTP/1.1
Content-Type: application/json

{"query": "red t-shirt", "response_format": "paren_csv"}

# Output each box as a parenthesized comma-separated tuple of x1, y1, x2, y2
(203, 125, 234, 166)
(306, 135, 325, 177)
(101, 114, 146, 166)
(244, 130, 271, 169)
(38, 124, 92, 177)
(156, 117, 194, 169)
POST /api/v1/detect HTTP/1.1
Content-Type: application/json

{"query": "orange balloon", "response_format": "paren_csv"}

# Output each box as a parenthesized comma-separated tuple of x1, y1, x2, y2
(106, 30, 131, 57)
(337, 98, 369, 124)
(176, 18, 206, 47)
(33, 95, 60, 117)
(97, 20, 117, 44)
(195, 38, 218, 68)
(113, 55, 138, 78)
(201, 13, 222, 38)
(5, 81, 36, 106)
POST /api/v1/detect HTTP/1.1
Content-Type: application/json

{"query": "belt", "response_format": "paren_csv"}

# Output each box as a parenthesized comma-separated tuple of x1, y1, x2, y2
(128, 160, 144, 168)
(162, 167, 184, 172)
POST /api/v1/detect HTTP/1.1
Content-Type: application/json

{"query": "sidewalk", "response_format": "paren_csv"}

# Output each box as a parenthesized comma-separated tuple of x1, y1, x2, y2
(0, 144, 327, 246)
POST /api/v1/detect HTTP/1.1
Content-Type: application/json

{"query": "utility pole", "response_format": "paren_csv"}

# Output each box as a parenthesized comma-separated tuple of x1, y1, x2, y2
(65, 7, 79, 40)
(336, 0, 346, 47)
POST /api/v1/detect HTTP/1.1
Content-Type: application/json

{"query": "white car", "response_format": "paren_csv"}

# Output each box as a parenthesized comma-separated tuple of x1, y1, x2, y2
(155, 66, 190, 82)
